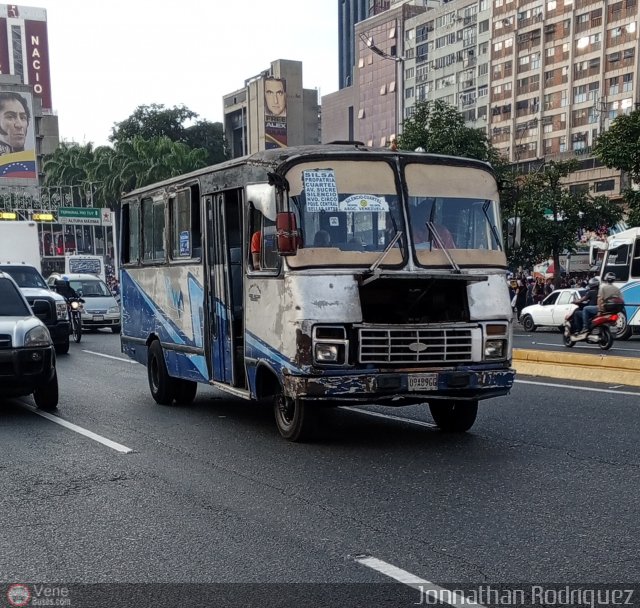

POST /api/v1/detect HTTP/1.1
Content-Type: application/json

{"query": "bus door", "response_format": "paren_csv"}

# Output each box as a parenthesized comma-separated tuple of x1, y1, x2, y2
(204, 192, 245, 387)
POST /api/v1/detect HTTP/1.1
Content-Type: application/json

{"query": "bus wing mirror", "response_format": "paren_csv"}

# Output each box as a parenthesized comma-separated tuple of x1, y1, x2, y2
(507, 217, 521, 250)
(276, 212, 299, 255)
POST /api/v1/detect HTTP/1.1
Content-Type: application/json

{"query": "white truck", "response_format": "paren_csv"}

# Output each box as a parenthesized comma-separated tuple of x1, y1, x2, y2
(0, 221, 71, 354)
(0, 220, 42, 272)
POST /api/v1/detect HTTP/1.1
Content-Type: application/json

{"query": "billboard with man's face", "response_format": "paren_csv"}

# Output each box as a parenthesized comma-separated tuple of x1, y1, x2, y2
(0, 88, 37, 181)
(263, 77, 287, 149)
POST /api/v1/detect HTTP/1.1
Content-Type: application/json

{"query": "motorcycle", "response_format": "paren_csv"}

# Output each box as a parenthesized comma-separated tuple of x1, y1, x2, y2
(562, 307, 617, 350)
(66, 296, 84, 344)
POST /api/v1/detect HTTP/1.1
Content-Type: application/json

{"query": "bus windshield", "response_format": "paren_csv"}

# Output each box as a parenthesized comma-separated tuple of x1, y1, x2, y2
(602, 242, 631, 282)
(285, 160, 405, 268)
(404, 163, 503, 266)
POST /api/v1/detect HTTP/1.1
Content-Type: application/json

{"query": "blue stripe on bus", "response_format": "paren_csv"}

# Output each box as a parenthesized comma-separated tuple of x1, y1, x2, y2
(620, 282, 640, 324)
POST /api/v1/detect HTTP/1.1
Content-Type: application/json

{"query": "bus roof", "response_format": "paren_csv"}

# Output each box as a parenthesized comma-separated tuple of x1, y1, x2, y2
(120, 144, 495, 201)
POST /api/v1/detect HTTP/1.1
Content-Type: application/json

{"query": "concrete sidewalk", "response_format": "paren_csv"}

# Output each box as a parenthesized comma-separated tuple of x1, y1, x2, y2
(513, 348, 640, 387)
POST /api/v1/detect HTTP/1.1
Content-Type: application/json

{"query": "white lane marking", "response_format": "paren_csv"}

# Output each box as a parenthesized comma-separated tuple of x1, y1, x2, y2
(355, 556, 487, 608)
(516, 378, 640, 397)
(23, 405, 134, 453)
(344, 407, 437, 428)
(82, 350, 137, 364)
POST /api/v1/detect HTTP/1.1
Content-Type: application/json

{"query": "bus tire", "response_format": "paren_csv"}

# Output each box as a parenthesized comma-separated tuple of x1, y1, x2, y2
(274, 392, 316, 442)
(147, 340, 177, 405)
(614, 311, 632, 340)
(429, 400, 478, 432)
(174, 379, 197, 405)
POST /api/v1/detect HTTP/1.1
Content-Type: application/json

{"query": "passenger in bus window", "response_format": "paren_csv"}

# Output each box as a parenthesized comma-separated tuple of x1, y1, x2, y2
(250, 230, 262, 269)
(264, 78, 287, 117)
(313, 230, 331, 247)
(0, 92, 30, 155)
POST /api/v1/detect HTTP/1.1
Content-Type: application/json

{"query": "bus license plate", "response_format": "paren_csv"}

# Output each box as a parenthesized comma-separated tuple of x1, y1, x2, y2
(408, 373, 438, 391)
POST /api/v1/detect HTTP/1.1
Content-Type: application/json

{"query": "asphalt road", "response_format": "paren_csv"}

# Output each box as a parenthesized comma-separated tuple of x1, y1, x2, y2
(1, 332, 639, 606)
(513, 323, 640, 357)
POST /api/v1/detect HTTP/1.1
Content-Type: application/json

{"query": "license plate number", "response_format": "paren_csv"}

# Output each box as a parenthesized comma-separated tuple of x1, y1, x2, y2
(408, 373, 438, 391)
(93, 315, 104, 321)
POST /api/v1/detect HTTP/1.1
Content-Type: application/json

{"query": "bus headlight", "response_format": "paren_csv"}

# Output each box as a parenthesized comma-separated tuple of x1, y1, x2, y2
(313, 325, 349, 366)
(484, 339, 506, 360)
(315, 344, 339, 362)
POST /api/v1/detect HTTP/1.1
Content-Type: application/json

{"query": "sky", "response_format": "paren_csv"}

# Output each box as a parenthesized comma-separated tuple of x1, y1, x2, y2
(33, 0, 339, 146)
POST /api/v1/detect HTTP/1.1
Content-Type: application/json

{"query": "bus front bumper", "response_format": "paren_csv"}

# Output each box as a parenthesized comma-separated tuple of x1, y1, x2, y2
(282, 367, 515, 404)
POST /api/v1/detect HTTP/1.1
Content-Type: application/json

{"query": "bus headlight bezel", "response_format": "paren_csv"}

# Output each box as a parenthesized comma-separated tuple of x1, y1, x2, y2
(313, 325, 349, 367)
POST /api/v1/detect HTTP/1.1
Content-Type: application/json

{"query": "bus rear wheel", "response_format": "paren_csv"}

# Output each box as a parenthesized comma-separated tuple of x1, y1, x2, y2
(274, 392, 317, 442)
(147, 340, 176, 405)
(429, 400, 478, 432)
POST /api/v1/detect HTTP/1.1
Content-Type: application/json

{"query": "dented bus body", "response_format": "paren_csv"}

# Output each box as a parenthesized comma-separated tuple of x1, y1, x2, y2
(119, 144, 515, 440)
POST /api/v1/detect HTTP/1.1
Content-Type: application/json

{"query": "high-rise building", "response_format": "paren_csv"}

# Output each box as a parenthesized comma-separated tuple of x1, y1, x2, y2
(223, 59, 320, 159)
(339, 0, 394, 89)
(339, 0, 369, 89)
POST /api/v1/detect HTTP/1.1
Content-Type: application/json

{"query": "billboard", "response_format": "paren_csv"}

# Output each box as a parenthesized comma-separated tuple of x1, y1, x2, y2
(263, 77, 287, 149)
(0, 5, 53, 110)
(0, 88, 37, 180)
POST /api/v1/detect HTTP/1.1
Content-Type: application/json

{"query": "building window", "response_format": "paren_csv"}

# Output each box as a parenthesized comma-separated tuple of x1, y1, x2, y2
(595, 180, 615, 192)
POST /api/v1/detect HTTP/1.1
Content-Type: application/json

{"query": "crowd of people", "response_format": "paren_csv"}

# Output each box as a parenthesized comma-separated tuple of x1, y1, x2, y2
(507, 272, 596, 321)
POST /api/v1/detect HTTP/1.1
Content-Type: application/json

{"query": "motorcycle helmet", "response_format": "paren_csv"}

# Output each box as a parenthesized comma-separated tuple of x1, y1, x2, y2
(604, 272, 616, 283)
(588, 277, 600, 288)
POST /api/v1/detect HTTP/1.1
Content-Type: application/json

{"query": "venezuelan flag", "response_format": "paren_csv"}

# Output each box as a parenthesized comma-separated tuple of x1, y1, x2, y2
(0, 150, 37, 179)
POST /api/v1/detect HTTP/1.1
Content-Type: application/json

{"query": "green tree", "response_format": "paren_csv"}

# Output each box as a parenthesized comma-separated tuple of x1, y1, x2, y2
(509, 160, 622, 283)
(42, 137, 208, 208)
(397, 99, 498, 162)
(593, 109, 640, 226)
(110, 104, 227, 166)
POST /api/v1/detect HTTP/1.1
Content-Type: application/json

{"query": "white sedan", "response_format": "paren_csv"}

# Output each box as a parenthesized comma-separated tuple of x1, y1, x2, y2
(519, 288, 584, 332)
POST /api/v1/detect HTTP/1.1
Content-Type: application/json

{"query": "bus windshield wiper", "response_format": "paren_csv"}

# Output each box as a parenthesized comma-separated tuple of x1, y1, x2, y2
(427, 221, 461, 274)
(482, 200, 503, 251)
(362, 231, 403, 284)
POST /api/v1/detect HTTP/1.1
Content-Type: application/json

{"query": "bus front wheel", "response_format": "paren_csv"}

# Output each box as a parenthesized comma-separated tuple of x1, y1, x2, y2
(148, 340, 176, 405)
(274, 392, 317, 442)
(429, 400, 478, 432)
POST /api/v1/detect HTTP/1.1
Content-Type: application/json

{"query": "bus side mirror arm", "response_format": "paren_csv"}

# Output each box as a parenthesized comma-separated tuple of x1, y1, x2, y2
(507, 217, 521, 250)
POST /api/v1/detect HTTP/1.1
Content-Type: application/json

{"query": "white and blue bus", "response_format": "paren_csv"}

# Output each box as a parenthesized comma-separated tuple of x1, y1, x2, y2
(119, 144, 515, 440)
(596, 227, 640, 339)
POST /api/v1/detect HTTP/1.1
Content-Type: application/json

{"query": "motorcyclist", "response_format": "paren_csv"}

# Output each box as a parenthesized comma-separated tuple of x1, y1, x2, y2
(579, 276, 602, 335)
(54, 275, 79, 301)
(572, 277, 599, 335)
(596, 271, 623, 313)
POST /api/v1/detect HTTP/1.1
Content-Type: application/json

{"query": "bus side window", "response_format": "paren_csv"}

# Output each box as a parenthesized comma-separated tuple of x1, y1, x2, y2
(249, 207, 279, 272)
(632, 238, 640, 277)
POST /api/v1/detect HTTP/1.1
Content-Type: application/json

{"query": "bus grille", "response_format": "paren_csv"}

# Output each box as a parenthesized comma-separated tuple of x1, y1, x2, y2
(358, 327, 473, 364)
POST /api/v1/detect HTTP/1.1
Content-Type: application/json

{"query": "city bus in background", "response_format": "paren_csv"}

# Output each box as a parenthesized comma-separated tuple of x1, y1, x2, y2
(119, 144, 516, 441)
(596, 226, 640, 339)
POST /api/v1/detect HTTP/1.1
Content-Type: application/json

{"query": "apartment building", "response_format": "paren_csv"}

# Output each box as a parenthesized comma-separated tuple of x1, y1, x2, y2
(328, 0, 639, 199)
(403, 0, 492, 135)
